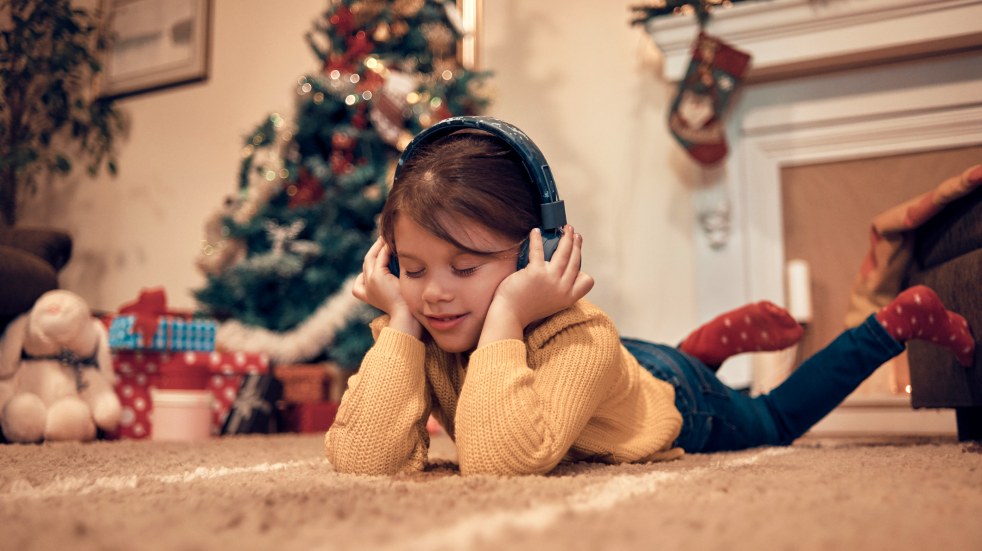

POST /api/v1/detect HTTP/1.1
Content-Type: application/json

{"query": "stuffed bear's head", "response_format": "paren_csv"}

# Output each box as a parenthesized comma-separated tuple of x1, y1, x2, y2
(23, 290, 98, 357)
(0, 290, 110, 380)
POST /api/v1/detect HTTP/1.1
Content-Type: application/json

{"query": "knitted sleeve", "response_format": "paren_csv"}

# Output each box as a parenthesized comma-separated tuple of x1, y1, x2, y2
(324, 324, 432, 475)
(454, 312, 621, 475)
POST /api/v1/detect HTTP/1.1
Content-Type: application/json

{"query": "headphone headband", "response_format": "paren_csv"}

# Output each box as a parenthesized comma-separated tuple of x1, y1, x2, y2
(394, 116, 567, 231)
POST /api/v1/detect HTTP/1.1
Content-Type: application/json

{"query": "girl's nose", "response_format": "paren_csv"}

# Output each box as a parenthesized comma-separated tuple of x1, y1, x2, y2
(421, 275, 454, 303)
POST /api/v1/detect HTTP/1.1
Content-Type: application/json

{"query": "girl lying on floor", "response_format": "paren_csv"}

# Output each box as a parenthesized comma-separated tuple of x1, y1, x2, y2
(324, 117, 974, 476)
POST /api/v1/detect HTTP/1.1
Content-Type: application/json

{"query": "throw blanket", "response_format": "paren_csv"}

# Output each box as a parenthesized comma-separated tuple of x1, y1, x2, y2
(845, 163, 982, 327)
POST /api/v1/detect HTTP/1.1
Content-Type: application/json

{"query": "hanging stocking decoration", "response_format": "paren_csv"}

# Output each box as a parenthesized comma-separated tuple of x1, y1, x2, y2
(668, 32, 751, 165)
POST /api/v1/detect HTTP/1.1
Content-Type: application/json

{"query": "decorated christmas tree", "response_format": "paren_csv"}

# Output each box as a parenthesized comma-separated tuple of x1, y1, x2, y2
(195, 0, 490, 370)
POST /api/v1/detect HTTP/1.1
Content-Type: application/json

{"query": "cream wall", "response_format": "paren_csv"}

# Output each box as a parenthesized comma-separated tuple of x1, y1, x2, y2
(24, 0, 698, 343)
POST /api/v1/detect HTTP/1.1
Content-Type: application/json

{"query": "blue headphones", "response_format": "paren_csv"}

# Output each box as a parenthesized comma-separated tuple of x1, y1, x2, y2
(388, 116, 567, 276)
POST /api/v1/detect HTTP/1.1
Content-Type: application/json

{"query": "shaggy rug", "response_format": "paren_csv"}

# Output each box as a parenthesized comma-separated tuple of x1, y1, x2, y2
(1, 432, 980, 550)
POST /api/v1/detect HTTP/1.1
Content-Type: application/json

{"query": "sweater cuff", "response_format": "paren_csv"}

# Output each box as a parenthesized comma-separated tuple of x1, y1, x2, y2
(372, 326, 426, 365)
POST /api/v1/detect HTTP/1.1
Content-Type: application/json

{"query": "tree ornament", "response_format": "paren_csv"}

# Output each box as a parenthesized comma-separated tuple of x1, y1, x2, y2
(287, 169, 326, 208)
(393, 0, 424, 18)
(391, 20, 410, 38)
(422, 23, 456, 59)
(350, 0, 385, 26)
(373, 22, 391, 43)
(667, 32, 751, 165)
(329, 6, 355, 36)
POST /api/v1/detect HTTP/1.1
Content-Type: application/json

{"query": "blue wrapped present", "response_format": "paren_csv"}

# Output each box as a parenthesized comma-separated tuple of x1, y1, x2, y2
(109, 315, 217, 351)
(108, 288, 217, 351)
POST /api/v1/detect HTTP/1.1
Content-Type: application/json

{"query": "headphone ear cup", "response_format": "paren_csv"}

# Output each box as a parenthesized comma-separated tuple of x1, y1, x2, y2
(516, 237, 530, 269)
(515, 228, 563, 269)
(540, 228, 563, 263)
(388, 255, 400, 277)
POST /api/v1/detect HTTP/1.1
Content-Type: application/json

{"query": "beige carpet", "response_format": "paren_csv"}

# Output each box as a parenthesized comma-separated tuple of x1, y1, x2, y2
(2, 432, 980, 551)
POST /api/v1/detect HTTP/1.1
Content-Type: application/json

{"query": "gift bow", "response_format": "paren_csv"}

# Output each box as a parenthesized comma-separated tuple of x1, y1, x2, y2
(118, 287, 169, 347)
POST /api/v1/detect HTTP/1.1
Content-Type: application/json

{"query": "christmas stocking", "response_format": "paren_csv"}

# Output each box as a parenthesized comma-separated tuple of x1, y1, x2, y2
(668, 32, 751, 165)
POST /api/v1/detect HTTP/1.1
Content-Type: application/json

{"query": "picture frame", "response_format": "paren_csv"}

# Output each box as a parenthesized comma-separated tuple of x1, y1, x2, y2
(100, 0, 212, 100)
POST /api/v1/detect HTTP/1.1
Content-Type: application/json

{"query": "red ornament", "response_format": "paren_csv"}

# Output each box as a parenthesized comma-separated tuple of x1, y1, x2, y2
(329, 6, 354, 36)
(434, 104, 453, 122)
(332, 132, 355, 151)
(346, 31, 375, 60)
(288, 169, 326, 208)
(352, 105, 369, 129)
(330, 151, 354, 175)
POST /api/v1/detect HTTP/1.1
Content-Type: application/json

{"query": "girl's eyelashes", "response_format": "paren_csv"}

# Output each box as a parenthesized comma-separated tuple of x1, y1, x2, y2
(402, 265, 480, 279)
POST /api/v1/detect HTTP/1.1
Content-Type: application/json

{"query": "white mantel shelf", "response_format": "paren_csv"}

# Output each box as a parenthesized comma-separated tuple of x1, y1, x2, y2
(646, 0, 982, 81)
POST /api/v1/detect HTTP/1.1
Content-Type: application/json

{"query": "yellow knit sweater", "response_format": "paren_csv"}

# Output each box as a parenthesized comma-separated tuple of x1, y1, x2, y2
(324, 300, 683, 476)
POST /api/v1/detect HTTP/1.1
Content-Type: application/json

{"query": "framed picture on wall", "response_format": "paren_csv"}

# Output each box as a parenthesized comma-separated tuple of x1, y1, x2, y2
(100, 0, 212, 99)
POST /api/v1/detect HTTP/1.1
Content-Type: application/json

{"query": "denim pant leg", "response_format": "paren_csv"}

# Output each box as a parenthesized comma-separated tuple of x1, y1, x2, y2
(623, 314, 904, 453)
(757, 314, 904, 444)
(623, 339, 783, 453)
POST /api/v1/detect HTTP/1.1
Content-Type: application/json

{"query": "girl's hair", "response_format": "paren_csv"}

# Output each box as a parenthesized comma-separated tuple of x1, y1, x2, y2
(380, 131, 540, 257)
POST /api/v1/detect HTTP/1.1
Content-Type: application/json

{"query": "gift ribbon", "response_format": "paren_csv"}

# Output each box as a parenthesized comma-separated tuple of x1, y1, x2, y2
(118, 287, 168, 348)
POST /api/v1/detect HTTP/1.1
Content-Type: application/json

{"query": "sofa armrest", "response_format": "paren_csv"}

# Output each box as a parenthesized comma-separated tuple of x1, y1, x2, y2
(0, 226, 73, 271)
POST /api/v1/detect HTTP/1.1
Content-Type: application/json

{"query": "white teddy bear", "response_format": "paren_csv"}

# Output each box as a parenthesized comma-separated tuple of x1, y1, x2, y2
(0, 289, 121, 442)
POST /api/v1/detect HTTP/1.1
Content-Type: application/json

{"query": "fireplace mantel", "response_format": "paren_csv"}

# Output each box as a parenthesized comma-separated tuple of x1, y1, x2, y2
(645, 0, 982, 82)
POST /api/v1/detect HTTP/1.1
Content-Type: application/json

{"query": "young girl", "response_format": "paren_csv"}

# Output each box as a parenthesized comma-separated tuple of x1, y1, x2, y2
(324, 118, 975, 476)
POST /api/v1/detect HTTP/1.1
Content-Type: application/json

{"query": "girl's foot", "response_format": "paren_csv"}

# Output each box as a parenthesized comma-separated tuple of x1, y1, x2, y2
(876, 285, 975, 366)
(679, 301, 804, 369)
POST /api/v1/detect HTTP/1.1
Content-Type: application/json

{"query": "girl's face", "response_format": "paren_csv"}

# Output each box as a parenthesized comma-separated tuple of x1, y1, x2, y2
(393, 215, 518, 353)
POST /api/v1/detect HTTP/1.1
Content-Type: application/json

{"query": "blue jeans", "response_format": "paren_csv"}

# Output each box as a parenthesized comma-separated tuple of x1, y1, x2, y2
(622, 314, 904, 452)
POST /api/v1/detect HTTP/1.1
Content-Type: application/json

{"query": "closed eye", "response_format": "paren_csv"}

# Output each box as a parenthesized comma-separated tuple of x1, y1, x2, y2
(452, 266, 479, 277)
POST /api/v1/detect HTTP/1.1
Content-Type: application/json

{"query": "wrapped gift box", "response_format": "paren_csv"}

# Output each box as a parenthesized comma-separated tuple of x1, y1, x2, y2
(221, 374, 282, 435)
(110, 350, 270, 439)
(278, 401, 339, 433)
(274, 364, 330, 403)
(109, 315, 216, 352)
(107, 287, 217, 352)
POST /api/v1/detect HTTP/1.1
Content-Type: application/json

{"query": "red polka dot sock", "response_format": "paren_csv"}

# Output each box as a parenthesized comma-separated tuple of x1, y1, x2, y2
(679, 301, 804, 369)
(875, 285, 975, 366)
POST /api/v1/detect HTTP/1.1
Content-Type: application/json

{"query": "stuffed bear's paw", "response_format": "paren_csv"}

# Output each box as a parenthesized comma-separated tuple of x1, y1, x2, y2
(1, 393, 47, 443)
(45, 397, 97, 442)
(91, 392, 123, 432)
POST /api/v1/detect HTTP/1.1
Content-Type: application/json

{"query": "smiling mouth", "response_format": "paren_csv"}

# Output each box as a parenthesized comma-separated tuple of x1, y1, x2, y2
(426, 313, 467, 330)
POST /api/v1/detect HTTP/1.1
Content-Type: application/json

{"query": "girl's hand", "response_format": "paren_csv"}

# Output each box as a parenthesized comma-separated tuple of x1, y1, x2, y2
(352, 238, 422, 338)
(479, 226, 594, 347)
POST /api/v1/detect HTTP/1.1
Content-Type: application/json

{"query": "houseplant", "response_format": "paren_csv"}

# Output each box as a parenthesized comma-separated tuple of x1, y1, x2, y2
(0, 0, 123, 228)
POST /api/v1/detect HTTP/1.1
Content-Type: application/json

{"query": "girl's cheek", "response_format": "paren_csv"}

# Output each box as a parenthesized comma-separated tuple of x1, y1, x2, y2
(399, 281, 414, 304)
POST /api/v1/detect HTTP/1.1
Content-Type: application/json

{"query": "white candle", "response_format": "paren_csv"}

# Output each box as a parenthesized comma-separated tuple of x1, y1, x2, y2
(786, 259, 813, 323)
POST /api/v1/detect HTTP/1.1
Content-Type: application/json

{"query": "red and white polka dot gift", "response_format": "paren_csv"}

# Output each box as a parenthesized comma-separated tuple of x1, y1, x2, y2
(109, 350, 270, 439)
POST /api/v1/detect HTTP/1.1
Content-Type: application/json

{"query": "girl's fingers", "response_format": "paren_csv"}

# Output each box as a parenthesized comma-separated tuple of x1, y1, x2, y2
(562, 232, 583, 285)
(550, 225, 575, 269)
(364, 238, 383, 272)
(377, 243, 393, 271)
(572, 271, 595, 300)
(527, 228, 545, 265)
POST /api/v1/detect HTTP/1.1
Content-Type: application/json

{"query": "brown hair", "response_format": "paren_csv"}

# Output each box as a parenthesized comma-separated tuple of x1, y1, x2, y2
(380, 131, 540, 257)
